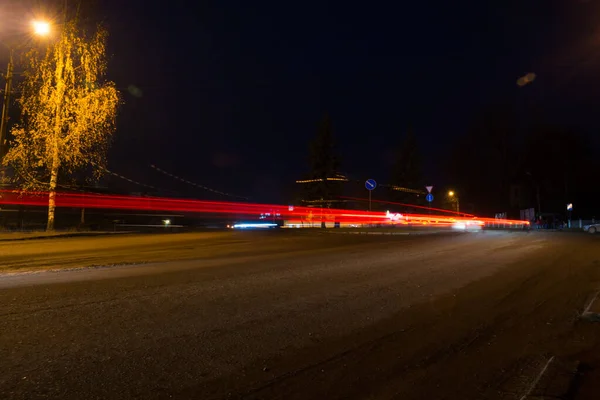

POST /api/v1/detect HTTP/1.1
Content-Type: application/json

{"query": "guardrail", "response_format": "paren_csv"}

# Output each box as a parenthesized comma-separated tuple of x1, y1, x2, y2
(571, 219, 596, 228)
(484, 221, 529, 230)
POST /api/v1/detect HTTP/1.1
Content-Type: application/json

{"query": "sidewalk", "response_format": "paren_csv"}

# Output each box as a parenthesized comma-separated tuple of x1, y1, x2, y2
(0, 231, 129, 242)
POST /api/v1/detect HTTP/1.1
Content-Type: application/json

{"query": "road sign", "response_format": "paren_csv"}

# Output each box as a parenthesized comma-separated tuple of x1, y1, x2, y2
(365, 179, 377, 191)
(425, 186, 433, 193)
(426, 193, 434, 202)
(567, 203, 573, 211)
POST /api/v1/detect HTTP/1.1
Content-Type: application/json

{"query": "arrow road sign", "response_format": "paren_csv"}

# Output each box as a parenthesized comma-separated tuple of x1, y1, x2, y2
(426, 193, 434, 202)
(365, 179, 377, 191)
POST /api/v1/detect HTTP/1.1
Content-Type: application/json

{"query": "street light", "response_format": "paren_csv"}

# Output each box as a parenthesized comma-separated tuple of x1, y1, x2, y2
(32, 21, 51, 36)
(0, 20, 51, 172)
(448, 190, 460, 214)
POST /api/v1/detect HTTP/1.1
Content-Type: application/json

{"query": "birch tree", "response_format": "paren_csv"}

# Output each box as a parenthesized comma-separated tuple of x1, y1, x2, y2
(2, 21, 118, 230)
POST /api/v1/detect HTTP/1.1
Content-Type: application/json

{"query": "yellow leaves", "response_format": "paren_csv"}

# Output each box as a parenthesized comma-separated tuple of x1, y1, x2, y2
(4, 20, 119, 190)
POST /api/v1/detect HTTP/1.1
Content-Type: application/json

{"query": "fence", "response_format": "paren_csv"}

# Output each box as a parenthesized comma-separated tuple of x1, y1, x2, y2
(570, 219, 596, 229)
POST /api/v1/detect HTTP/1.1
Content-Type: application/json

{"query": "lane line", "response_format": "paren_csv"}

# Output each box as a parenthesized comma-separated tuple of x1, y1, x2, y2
(583, 290, 600, 315)
(519, 356, 555, 400)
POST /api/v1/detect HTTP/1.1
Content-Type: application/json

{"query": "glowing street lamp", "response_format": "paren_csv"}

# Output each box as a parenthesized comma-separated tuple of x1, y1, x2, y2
(32, 20, 51, 36)
(448, 191, 460, 214)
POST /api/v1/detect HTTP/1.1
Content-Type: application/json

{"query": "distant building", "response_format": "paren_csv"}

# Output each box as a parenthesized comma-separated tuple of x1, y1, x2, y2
(294, 173, 425, 211)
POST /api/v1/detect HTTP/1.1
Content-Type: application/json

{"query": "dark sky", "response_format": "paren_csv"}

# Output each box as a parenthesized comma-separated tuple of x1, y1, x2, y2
(75, 1, 600, 201)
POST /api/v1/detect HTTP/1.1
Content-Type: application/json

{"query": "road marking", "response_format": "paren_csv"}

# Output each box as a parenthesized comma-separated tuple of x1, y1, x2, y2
(583, 290, 600, 315)
(519, 356, 555, 400)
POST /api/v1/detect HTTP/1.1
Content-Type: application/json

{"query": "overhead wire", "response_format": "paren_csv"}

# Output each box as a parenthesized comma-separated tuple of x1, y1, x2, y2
(150, 164, 248, 200)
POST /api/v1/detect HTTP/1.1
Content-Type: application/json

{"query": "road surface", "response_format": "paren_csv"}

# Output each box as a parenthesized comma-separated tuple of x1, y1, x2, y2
(1, 230, 599, 399)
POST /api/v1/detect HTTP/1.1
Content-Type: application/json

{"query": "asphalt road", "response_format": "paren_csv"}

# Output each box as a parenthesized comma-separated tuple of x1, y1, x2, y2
(1, 230, 600, 399)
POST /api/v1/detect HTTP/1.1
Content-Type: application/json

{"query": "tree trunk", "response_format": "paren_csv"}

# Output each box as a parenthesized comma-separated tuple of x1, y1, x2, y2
(46, 150, 60, 231)
(47, 37, 65, 232)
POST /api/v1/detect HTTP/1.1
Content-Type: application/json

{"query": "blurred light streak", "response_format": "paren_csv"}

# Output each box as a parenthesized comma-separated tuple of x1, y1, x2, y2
(0, 190, 529, 227)
(340, 196, 474, 217)
(232, 223, 278, 229)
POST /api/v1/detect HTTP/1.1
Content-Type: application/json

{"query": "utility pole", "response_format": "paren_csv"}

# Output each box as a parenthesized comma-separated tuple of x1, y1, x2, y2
(0, 21, 51, 187)
(0, 48, 14, 165)
(535, 185, 541, 215)
(526, 172, 542, 216)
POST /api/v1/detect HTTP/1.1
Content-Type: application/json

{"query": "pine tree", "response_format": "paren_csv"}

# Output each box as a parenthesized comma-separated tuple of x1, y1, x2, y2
(305, 114, 341, 202)
(391, 126, 422, 203)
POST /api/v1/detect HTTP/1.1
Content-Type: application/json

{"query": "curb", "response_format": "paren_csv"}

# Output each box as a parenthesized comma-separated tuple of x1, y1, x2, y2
(0, 231, 133, 242)
(322, 230, 455, 236)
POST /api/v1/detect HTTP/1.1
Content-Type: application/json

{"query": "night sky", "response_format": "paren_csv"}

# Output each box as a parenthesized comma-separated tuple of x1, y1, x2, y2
(17, 1, 600, 202)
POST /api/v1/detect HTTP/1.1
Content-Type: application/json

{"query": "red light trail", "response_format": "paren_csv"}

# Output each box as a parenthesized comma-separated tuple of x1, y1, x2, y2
(339, 196, 474, 217)
(0, 190, 529, 227)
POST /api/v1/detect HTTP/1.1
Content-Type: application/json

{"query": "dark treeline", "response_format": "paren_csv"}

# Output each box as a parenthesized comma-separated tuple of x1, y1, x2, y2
(446, 103, 597, 217)
(299, 108, 597, 218)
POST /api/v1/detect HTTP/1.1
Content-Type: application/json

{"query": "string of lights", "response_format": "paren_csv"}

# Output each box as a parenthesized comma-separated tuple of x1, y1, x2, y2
(294, 177, 425, 195)
(295, 177, 349, 184)
(384, 185, 427, 195)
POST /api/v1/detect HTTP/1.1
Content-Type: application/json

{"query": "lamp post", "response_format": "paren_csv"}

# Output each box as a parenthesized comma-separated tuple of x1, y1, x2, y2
(0, 48, 14, 162)
(448, 190, 460, 214)
(525, 172, 541, 215)
(0, 20, 51, 167)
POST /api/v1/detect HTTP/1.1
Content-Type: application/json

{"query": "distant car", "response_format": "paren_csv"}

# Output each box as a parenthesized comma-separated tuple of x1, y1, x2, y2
(229, 222, 279, 229)
(583, 223, 599, 234)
